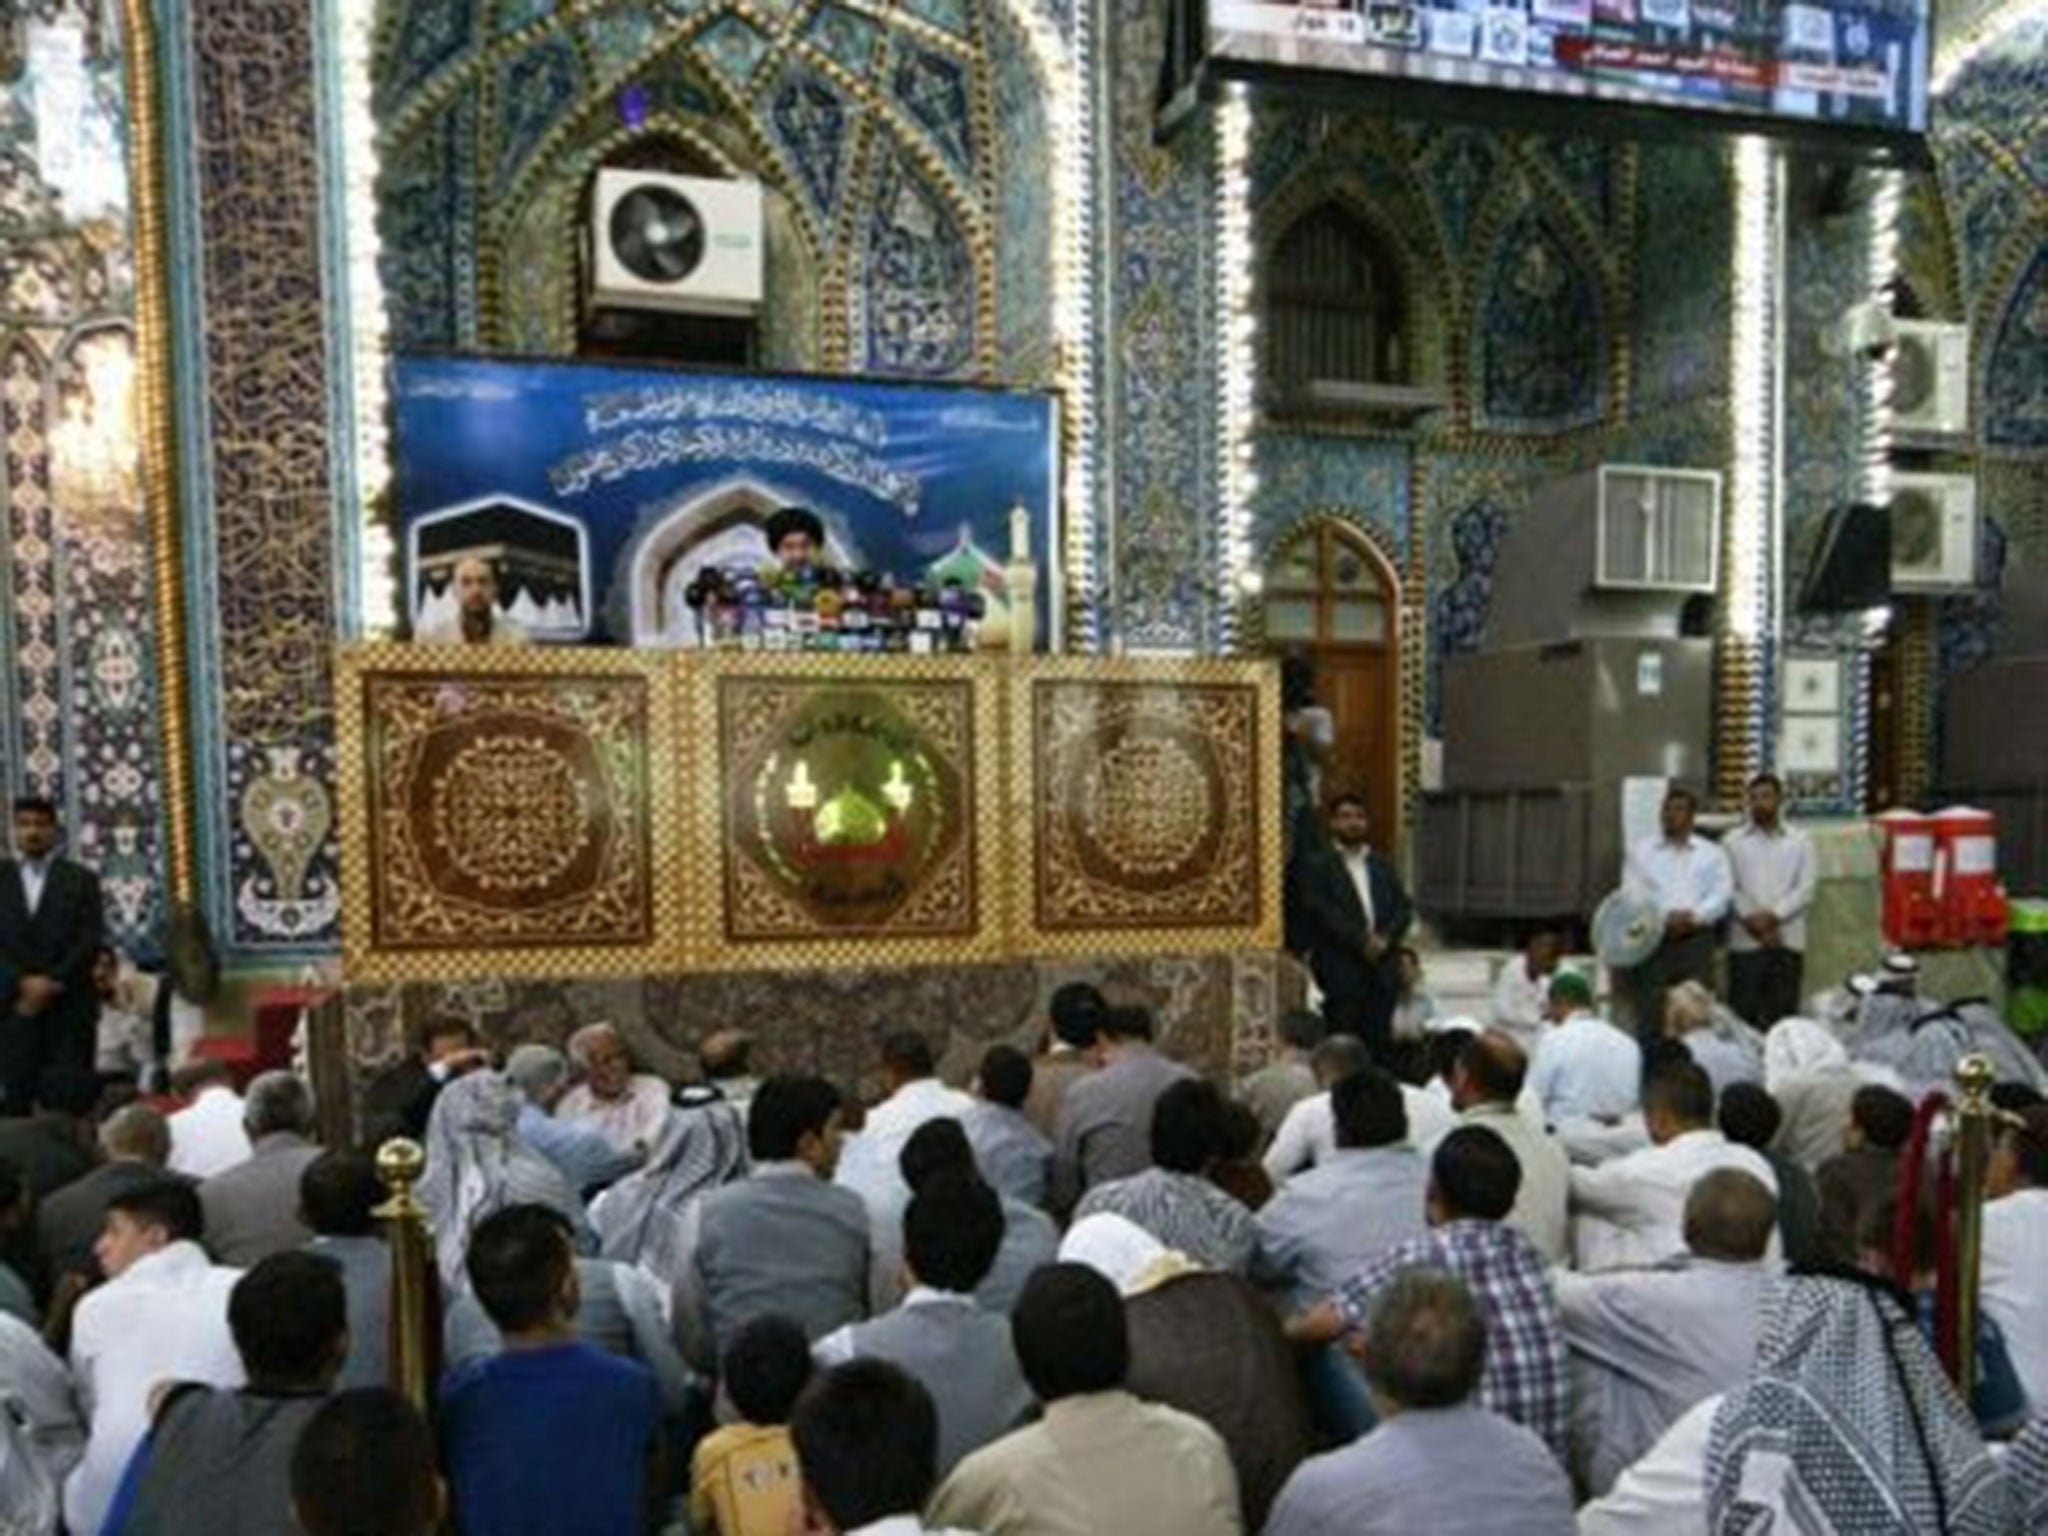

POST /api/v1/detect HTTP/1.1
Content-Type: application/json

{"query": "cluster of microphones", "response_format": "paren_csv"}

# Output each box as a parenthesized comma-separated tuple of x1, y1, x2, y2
(682, 564, 988, 652)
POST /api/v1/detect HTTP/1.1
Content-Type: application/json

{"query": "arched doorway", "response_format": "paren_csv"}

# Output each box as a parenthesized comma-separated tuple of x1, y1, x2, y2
(1263, 517, 1403, 854)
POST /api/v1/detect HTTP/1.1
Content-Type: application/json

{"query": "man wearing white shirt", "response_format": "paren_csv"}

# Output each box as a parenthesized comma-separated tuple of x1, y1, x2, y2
(1492, 929, 1564, 1048)
(1575, 1393, 1717, 1536)
(836, 1032, 973, 1217)
(1981, 1105, 2048, 1415)
(1621, 786, 1734, 1041)
(65, 1180, 242, 1536)
(1264, 1036, 1453, 1182)
(0, 1306, 81, 1534)
(556, 1022, 672, 1158)
(1527, 974, 1641, 1132)
(166, 1061, 253, 1179)
(1570, 1061, 1777, 1272)
(1722, 773, 1818, 1031)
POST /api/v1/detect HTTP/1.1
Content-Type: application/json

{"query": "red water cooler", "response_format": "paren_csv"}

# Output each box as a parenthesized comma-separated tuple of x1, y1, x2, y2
(1877, 809, 1942, 949)
(1932, 805, 2010, 948)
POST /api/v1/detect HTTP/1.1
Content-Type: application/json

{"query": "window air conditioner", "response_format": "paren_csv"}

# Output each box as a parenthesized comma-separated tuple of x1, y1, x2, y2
(1890, 320, 1970, 436)
(1889, 472, 1978, 593)
(588, 170, 764, 317)
(1594, 465, 1722, 592)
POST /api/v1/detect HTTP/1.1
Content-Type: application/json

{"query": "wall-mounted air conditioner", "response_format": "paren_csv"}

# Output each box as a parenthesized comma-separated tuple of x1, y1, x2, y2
(1890, 319, 1970, 436)
(1890, 472, 1978, 592)
(588, 169, 764, 316)
(1594, 464, 1722, 593)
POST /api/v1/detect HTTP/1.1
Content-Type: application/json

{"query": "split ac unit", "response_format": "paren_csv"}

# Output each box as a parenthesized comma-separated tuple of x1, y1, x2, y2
(588, 169, 764, 316)
(1593, 464, 1722, 592)
(1889, 472, 1978, 592)
(1890, 319, 1970, 436)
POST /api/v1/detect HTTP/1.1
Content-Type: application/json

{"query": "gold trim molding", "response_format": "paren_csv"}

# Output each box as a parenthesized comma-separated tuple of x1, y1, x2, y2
(121, 0, 198, 909)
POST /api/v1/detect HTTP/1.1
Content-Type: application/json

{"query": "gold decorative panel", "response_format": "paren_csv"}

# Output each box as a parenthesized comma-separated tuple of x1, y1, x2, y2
(337, 650, 1280, 978)
(1011, 658, 1281, 956)
(336, 645, 681, 980)
(679, 653, 1008, 970)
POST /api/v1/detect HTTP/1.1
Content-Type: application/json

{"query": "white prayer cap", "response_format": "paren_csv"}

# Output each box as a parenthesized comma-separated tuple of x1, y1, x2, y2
(1425, 1013, 1484, 1038)
(1059, 1214, 1168, 1294)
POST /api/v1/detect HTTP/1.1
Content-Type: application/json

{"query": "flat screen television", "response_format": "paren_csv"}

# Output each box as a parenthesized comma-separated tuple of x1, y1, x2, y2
(1160, 0, 1931, 158)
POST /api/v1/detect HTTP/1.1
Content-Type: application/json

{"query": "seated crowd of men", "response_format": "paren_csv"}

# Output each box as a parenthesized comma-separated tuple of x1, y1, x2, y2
(1, 974, 2046, 1536)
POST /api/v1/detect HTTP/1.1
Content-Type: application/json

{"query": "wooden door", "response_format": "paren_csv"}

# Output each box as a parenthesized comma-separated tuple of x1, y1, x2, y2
(1264, 520, 1402, 855)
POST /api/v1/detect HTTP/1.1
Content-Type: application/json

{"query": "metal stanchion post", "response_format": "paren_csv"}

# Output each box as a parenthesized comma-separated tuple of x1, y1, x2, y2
(376, 1137, 436, 1415)
(1952, 1053, 1996, 1406)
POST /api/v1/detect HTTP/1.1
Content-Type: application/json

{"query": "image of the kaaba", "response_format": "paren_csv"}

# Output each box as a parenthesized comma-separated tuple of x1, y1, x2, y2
(713, 675, 980, 948)
(409, 496, 592, 642)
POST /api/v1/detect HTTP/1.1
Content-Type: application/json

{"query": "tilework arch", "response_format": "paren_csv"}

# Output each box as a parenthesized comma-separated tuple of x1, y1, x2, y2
(370, 0, 1066, 383)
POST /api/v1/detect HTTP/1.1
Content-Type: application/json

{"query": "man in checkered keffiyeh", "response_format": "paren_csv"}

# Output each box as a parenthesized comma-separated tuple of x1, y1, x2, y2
(1291, 1124, 1570, 1463)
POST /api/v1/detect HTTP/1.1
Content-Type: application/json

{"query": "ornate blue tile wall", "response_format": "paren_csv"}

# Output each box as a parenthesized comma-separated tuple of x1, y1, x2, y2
(369, 0, 1064, 386)
(165, 0, 345, 958)
(1919, 16, 2048, 788)
(1237, 123, 1740, 750)
(1104, 0, 1214, 651)
(0, 4, 169, 957)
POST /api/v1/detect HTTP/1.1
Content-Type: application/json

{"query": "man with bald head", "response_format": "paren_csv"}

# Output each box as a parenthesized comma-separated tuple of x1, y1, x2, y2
(417, 556, 529, 646)
(556, 1023, 671, 1157)
(1449, 1031, 1569, 1263)
(1556, 1168, 1775, 1494)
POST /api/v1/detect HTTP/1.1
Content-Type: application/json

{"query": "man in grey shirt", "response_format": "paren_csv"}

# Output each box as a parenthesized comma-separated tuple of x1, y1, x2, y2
(116, 1251, 346, 1536)
(1237, 1011, 1325, 1143)
(300, 1150, 391, 1392)
(876, 1118, 1057, 1315)
(1050, 1006, 1194, 1215)
(1557, 1166, 1775, 1495)
(198, 1071, 323, 1266)
(960, 1045, 1053, 1209)
(815, 1174, 1032, 1475)
(674, 1075, 871, 1369)
(1254, 1066, 1427, 1303)
(1264, 1268, 1574, 1536)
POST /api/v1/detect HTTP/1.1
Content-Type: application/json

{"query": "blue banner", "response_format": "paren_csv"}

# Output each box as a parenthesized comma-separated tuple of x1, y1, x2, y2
(393, 356, 1062, 648)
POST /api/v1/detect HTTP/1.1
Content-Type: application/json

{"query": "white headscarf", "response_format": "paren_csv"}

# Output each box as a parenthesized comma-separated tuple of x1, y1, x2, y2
(1763, 1016, 1850, 1090)
(420, 1070, 589, 1287)
(1059, 1214, 1197, 1297)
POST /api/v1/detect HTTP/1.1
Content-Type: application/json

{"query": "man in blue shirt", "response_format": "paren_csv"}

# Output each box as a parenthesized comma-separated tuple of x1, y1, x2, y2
(440, 1204, 664, 1536)
(505, 1044, 642, 1197)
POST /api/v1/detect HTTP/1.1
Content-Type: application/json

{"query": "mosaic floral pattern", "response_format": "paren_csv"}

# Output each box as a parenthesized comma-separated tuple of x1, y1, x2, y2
(1427, 499, 1507, 735)
(188, 0, 343, 950)
(864, 148, 975, 376)
(0, 6, 166, 954)
(1476, 206, 1603, 430)
(1982, 249, 2048, 451)
(1108, 0, 1211, 649)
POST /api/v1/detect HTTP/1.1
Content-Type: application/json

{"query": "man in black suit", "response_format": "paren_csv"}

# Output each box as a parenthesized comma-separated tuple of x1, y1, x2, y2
(1289, 793, 1412, 1064)
(0, 798, 104, 1116)
(358, 1015, 488, 1146)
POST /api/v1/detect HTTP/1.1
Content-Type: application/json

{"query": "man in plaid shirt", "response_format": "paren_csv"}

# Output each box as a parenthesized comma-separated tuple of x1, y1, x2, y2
(1289, 1124, 1570, 1462)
